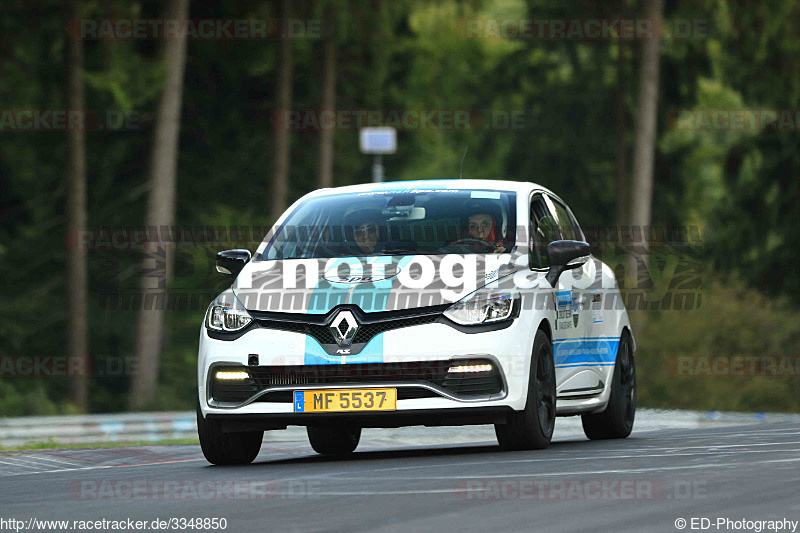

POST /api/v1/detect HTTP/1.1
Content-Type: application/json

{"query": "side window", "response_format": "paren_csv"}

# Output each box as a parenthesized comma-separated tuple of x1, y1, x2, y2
(530, 195, 560, 268)
(565, 206, 585, 242)
(549, 198, 583, 241)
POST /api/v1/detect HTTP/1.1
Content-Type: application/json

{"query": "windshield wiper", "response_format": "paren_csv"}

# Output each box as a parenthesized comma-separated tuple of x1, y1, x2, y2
(379, 248, 417, 256)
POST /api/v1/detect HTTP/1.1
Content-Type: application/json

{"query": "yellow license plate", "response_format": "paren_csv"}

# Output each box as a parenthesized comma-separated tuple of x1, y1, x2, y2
(293, 388, 397, 413)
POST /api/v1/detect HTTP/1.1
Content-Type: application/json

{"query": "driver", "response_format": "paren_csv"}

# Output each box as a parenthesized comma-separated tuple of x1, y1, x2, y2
(344, 209, 384, 255)
(466, 211, 507, 253)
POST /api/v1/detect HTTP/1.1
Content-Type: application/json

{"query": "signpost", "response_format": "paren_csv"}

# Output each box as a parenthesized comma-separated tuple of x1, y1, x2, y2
(359, 127, 396, 183)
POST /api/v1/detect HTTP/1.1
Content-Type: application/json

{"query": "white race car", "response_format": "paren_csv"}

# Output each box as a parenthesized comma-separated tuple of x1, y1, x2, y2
(197, 180, 635, 464)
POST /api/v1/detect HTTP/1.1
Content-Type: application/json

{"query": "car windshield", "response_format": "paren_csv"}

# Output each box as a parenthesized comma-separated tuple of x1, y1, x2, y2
(263, 189, 517, 260)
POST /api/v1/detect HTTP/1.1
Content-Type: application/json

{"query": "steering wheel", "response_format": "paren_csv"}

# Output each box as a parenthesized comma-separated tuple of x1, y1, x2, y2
(450, 238, 498, 252)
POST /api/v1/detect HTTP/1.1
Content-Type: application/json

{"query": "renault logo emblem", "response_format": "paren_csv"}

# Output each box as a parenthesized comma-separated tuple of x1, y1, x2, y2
(330, 310, 358, 346)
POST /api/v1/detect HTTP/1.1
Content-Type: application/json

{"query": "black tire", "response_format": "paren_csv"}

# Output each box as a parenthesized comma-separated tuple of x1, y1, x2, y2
(307, 426, 361, 455)
(495, 329, 556, 450)
(581, 331, 636, 440)
(196, 402, 263, 465)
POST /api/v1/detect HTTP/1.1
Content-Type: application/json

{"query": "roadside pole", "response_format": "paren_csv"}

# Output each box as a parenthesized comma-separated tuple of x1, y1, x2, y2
(359, 127, 396, 183)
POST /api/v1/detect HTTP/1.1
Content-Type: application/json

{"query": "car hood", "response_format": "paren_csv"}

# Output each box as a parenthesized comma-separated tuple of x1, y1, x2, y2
(231, 254, 524, 314)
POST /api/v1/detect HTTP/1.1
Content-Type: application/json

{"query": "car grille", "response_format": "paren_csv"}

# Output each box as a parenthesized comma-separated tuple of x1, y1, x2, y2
(250, 305, 448, 347)
(350, 315, 441, 344)
(255, 314, 442, 346)
(210, 360, 503, 404)
(254, 319, 331, 346)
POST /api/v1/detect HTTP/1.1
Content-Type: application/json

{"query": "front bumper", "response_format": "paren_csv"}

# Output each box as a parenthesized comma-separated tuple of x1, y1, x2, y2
(208, 358, 507, 407)
(198, 314, 536, 421)
(207, 407, 516, 431)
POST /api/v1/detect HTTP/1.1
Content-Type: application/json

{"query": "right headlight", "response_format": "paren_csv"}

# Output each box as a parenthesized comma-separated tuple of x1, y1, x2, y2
(443, 287, 520, 326)
(205, 290, 253, 332)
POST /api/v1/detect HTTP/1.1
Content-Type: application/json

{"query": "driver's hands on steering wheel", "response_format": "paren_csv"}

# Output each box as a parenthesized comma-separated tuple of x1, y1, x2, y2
(451, 238, 506, 253)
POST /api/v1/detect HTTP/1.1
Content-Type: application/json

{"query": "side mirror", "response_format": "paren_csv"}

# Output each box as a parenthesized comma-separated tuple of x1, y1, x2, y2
(216, 249, 251, 278)
(545, 240, 590, 286)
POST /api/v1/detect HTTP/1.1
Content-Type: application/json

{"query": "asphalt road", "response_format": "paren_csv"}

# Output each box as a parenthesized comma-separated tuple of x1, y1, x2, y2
(1, 420, 799, 533)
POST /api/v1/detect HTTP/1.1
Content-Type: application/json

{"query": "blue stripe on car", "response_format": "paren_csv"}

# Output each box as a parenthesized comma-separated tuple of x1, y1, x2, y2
(553, 337, 620, 367)
(303, 333, 384, 365)
(304, 257, 393, 364)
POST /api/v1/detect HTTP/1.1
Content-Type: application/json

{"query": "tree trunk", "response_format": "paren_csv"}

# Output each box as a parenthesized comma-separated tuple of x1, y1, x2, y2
(129, 0, 190, 410)
(614, 40, 627, 229)
(317, 2, 337, 189)
(65, 0, 89, 411)
(628, 0, 664, 287)
(269, 0, 295, 220)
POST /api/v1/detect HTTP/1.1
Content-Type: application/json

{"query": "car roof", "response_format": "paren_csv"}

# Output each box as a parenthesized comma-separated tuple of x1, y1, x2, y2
(304, 179, 555, 198)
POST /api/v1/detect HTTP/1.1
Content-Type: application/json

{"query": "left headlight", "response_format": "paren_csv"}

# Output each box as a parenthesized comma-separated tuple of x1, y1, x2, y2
(443, 287, 519, 326)
(205, 290, 253, 332)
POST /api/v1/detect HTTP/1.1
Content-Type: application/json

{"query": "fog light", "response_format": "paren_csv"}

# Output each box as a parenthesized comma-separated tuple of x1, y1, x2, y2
(448, 364, 493, 373)
(216, 370, 249, 380)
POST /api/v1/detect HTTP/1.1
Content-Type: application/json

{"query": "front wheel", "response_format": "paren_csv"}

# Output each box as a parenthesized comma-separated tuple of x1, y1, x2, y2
(197, 402, 263, 465)
(307, 426, 361, 455)
(581, 331, 636, 440)
(495, 329, 556, 450)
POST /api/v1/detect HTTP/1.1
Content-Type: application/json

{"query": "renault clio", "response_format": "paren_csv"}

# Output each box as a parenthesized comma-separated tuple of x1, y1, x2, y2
(197, 180, 635, 464)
